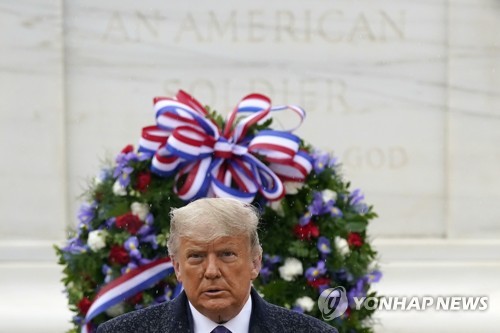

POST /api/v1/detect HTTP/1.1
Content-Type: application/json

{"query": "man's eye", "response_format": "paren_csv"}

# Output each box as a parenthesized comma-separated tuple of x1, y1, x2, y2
(222, 251, 236, 257)
(188, 253, 203, 259)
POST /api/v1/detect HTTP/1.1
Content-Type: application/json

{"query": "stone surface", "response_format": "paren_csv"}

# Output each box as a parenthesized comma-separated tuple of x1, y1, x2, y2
(0, 0, 66, 240)
(63, 0, 453, 237)
(0, 0, 499, 253)
(447, 0, 500, 238)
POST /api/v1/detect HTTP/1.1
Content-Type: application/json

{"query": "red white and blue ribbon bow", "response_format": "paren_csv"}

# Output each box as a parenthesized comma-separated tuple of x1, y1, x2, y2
(82, 258, 176, 333)
(138, 90, 313, 203)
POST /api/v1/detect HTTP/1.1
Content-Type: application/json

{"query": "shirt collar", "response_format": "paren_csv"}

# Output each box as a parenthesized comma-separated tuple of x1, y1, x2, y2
(189, 295, 252, 333)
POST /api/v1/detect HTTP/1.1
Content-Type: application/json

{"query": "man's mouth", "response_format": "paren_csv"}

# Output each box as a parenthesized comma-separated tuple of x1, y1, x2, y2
(204, 288, 224, 295)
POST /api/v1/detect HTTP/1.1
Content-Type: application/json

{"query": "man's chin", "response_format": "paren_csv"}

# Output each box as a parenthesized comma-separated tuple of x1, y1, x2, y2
(198, 298, 233, 315)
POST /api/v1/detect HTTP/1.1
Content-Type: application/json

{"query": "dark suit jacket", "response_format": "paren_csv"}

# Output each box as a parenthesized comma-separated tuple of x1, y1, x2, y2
(96, 288, 338, 332)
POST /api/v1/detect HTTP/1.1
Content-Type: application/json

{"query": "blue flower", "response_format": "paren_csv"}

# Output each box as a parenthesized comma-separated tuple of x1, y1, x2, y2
(299, 192, 325, 226)
(77, 201, 97, 227)
(365, 270, 382, 283)
(104, 217, 116, 229)
(259, 266, 272, 283)
(333, 269, 354, 283)
(113, 150, 146, 188)
(137, 225, 154, 237)
(138, 257, 153, 266)
(309, 192, 324, 215)
(312, 150, 339, 174)
(346, 271, 381, 306)
(141, 234, 158, 250)
(121, 262, 138, 275)
(62, 237, 88, 254)
(102, 264, 113, 283)
(349, 189, 364, 205)
(72, 315, 84, 325)
(118, 166, 134, 187)
(349, 189, 369, 214)
(145, 213, 154, 225)
(115, 151, 139, 166)
(259, 254, 282, 284)
(299, 211, 312, 226)
(322, 200, 343, 218)
(317, 236, 332, 255)
(124, 236, 141, 260)
(347, 278, 366, 305)
(137, 152, 152, 161)
(264, 254, 282, 265)
(305, 260, 327, 281)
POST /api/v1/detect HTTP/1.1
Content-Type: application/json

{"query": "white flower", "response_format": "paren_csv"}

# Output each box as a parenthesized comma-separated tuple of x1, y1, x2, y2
(284, 181, 304, 195)
(105, 302, 125, 317)
(131, 202, 149, 221)
(335, 236, 350, 255)
(278, 257, 303, 281)
(295, 296, 315, 312)
(87, 230, 108, 251)
(268, 199, 284, 217)
(112, 180, 127, 196)
(321, 189, 337, 203)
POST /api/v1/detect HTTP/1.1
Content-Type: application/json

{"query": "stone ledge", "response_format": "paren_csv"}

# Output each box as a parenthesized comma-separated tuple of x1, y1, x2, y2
(373, 238, 500, 263)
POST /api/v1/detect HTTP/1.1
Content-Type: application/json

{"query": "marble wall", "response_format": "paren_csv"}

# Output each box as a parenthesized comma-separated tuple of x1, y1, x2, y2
(1, 0, 500, 256)
(0, 0, 65, 242)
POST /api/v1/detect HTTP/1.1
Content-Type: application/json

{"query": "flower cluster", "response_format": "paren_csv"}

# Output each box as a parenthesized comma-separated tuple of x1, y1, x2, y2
(253, 150, 381, 332)
(56, 105, 380, 333)
(56, 146, 186, 332)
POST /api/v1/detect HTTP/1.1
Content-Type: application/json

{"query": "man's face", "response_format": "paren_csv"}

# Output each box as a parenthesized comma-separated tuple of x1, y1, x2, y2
(173, 234, 261, 323)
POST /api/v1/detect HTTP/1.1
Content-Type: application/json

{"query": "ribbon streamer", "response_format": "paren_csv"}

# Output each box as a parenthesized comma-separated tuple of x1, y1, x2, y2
(83, 258, 176, 332)
(139, 90, 313, 203)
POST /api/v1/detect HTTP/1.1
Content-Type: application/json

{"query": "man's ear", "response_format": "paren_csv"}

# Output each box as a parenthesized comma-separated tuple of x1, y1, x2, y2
(250, 254, 262, 280)
(172, 256, 182, 283)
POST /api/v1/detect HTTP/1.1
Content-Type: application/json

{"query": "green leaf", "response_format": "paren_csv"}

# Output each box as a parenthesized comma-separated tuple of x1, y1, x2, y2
(346, 221, 368, 232)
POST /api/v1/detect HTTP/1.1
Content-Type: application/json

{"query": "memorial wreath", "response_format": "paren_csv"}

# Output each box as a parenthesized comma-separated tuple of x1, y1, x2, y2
(55, 90, 381, 333)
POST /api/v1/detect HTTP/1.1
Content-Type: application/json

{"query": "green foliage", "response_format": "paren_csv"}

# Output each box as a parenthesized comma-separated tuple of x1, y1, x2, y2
(55, 122, 380, 333)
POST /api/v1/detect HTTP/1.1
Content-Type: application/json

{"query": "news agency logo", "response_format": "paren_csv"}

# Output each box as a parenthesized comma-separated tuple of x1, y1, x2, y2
(317, 288, 489, 321)
(317, 286, 349, 320)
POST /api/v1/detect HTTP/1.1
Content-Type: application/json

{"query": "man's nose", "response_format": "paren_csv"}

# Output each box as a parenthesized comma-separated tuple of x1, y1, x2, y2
(204, 254, 221, 279)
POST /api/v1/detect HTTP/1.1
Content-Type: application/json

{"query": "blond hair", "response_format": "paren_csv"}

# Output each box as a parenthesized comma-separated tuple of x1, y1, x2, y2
(167, 198, 262, 258)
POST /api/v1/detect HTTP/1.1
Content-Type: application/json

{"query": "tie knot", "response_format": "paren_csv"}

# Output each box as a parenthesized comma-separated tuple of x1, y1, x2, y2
(211, 325, 232, 333)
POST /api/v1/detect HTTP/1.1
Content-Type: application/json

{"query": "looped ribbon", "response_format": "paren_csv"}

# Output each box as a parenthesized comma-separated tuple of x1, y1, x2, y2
(138, 90, 313, 203)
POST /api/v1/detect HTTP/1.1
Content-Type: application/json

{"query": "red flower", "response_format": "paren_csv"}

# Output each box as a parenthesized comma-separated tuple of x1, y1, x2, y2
(121, 144, 134, 154)
(347, 232, 363, 247)
(128, 292, 143, 305)
(115, 212, 143, 235)
(136, 171, 151, 193)
(109, 245, 130, 265)
(294, 222, 320, 240)
(77, 297, 92, 315)
(307, 277, 331, 289)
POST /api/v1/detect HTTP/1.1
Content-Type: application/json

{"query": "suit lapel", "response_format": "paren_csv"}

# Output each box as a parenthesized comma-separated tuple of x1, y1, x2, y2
(248, 289, 271, 333)
(161, 291, 194, 332)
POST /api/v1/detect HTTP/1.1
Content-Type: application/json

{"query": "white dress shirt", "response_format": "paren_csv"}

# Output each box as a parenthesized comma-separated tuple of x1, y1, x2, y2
(189, 295, 252, 333)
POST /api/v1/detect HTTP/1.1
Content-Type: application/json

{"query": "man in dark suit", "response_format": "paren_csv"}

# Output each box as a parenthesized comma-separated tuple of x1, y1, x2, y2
(97, 198, 337, 333)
